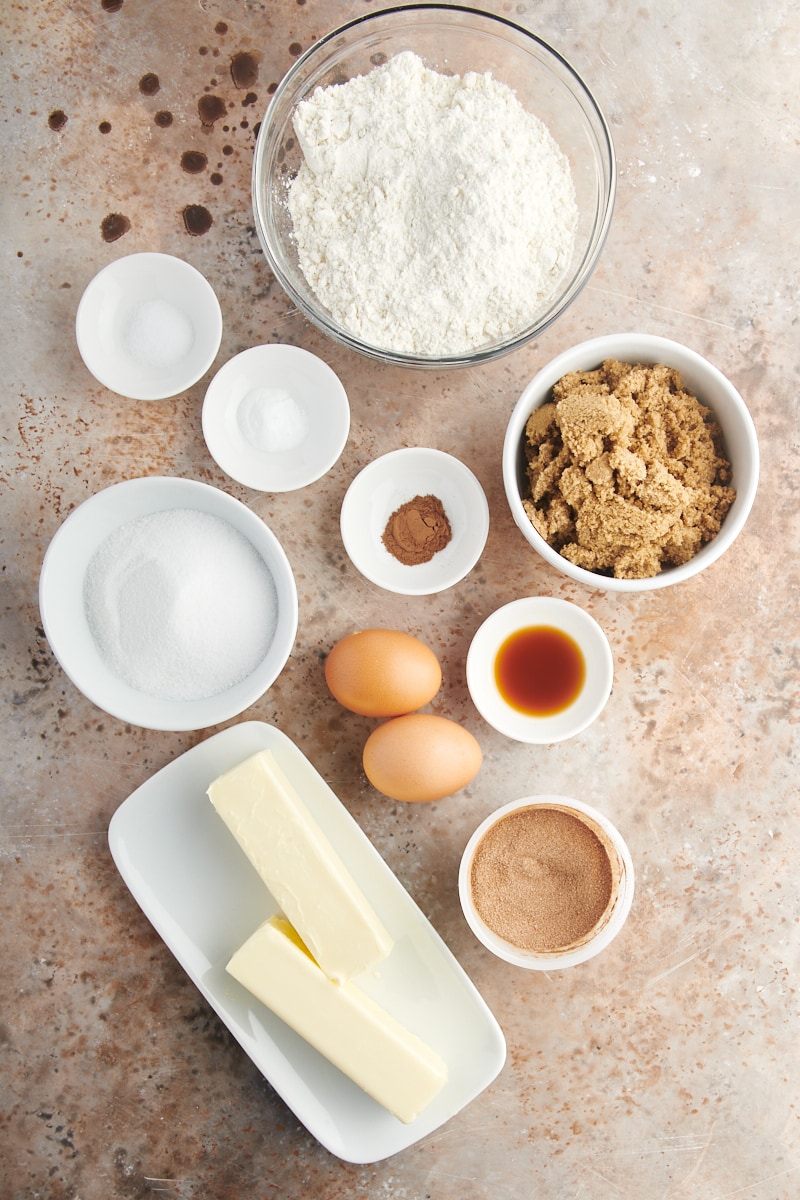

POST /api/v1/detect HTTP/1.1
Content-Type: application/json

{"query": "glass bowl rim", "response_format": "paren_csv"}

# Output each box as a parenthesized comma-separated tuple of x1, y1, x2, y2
(251, 2, 617, 369)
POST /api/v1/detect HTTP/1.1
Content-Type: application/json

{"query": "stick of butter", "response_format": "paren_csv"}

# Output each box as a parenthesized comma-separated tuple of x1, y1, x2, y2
(207, 748, 393, 982)
(227, 916, 448, 1124)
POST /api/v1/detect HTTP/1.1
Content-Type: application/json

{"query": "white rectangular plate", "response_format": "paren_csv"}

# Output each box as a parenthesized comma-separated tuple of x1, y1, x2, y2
(108, 720, 506, 1163)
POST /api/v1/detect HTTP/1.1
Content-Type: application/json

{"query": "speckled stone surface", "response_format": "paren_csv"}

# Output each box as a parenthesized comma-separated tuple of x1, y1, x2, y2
(2, 1, 799, 1197)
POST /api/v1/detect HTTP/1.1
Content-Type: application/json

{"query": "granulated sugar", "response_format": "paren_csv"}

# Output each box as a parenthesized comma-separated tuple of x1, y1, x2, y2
(288, 51, 577, 357)
(84, 508, 277, 701)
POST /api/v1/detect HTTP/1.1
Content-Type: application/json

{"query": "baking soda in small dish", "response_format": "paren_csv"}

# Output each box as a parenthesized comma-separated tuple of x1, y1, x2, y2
(236, 386, 309, 453)
(84, 508, 277, 701)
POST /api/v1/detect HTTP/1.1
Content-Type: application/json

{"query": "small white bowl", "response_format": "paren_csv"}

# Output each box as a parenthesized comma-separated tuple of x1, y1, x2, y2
(76, 252, 223, 400)
(459, 796, 634, 969)
(39, 476, 298, 731)
(466, 596, 612, 743)
(340, 448, 489, 596)
(503, 333, 759, 591)
(202, 344, 350, 492)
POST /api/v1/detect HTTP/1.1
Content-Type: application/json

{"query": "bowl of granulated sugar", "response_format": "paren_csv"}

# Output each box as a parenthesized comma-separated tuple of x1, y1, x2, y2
(252, 5, 615, 368)
(39, 476, 298, 731)
(76, 253, 223, 399)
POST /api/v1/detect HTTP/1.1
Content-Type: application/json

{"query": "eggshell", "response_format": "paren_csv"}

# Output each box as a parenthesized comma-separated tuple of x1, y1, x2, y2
(324, 629, 442, 718)
(363, 713, 482, 803)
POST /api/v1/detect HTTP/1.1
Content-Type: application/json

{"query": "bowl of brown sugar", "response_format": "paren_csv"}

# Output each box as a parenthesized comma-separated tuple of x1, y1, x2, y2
(502, 333, 759, 591)
(459, 796, 634, 969)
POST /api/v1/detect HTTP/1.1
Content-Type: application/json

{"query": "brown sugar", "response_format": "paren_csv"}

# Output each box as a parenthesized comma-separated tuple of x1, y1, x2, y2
(521, 360, 736, 579)
(469, 805, 615, 953)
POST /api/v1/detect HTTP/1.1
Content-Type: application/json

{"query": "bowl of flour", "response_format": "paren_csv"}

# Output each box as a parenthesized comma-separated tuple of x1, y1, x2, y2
(39, 477, 299, 730)
(252, 5, 615, 368)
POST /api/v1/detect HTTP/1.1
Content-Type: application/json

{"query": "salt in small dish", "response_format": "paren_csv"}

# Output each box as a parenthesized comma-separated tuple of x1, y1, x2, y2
(340, 447, 490, 596)
(202, 344, 350, 491)
(466, 596, 612, 743)
(459, 795, 634, 970)
(38, 476, 298, 732)
(75, 252, 223, 400)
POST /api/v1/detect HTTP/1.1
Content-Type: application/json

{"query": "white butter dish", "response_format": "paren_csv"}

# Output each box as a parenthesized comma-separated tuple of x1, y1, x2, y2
(108, 720, 506, 1163)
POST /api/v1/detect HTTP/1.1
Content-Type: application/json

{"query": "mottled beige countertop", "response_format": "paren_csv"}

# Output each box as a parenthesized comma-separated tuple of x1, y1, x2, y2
(2, 1, 799, 1197)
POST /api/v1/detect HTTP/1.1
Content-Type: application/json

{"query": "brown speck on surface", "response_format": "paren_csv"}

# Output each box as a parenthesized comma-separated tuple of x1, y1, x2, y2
(138, 72, 160, 95)
(210, 173, 223, 185)
(242, 92, 257, 108)
(48, 110, 67, 131)
(100, 212, 130, 242)
(230, 50, 260, 89)
(154, 110, 173, 128)
(101, 0, 123, 10)
(215, 21, 228, 34)
(98, 120, 111, 133)
(198, 94, 226, 126)
(289, 42, 303, 57)
(181, 150, 207, 174)
(182, 204, 212, 235)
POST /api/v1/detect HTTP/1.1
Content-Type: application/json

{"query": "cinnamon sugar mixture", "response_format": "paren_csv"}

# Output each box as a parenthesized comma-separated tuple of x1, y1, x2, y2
(470, 806, 614, 952)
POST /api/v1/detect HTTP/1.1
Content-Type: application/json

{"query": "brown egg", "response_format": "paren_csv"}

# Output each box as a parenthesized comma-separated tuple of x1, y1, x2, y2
(324, 629, 442, 718)
(363, 713, 482, 803)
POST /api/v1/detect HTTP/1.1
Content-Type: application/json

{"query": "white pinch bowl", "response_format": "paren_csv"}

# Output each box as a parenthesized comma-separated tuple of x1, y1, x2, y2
(76, 252, 223, 400)
(466, 596, 613, 743)
(39, 476, 298, 731)
(340, 447, 490, 596)
(502, 333, 759, 591)
(459, 795, 635, 970)
(202, 343, 350, 491)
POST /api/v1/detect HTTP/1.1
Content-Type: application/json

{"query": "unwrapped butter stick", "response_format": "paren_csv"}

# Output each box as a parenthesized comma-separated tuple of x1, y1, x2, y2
(228, 916, 447, 1124)
(208, 748, 393, 982)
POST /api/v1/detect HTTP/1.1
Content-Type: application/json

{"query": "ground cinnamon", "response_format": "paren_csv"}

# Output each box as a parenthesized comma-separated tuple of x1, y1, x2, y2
(470, 805, 615, 952)
(382, 494, 452, 565)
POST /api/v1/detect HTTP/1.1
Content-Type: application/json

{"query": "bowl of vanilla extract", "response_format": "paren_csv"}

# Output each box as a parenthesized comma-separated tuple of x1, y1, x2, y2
(465, 596, 613, 744)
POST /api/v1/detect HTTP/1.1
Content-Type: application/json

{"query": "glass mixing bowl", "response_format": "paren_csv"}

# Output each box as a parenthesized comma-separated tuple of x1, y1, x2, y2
(252, 4, 616, 369)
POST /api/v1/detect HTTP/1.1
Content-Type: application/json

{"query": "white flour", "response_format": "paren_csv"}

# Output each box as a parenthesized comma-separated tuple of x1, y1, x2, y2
(288, 51, 577, 357)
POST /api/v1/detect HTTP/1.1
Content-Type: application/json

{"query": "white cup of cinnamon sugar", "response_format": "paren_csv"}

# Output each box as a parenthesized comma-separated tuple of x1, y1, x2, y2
(459, 796, 634, 969)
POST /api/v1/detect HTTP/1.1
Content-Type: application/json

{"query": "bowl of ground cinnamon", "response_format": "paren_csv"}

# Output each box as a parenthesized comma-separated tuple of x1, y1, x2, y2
(502, 333, 759, 591)
(459, 796, 635, 969)
(340, 447, 489, 595)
